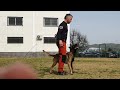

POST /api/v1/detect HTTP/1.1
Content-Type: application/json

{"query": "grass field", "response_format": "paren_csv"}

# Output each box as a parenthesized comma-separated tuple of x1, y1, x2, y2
(0, 57, 120, 79)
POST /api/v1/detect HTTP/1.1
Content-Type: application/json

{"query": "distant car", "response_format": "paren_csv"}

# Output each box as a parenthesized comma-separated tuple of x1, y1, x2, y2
(78, 51, 101, 57)
(79, 51, 120, 58)
(106, 52, 119, 58)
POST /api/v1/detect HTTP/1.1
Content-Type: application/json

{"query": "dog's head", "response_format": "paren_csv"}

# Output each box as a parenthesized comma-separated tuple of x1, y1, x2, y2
(69, 44, 79, 54)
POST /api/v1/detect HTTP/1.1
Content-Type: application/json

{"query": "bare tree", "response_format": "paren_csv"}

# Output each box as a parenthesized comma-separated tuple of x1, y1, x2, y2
(70, 29, 89, 51)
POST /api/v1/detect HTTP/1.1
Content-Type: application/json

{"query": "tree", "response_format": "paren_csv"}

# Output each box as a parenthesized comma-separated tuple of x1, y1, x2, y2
(108, 48, 113, 52)
(70, 29, 89, 51)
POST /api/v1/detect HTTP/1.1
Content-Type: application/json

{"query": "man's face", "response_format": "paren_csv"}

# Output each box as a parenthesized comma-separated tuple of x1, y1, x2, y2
(66, 16, 73, 24)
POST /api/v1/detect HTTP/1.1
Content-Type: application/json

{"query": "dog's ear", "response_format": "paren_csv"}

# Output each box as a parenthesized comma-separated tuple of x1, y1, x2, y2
(75, 44, 78, 47)
(69, 44, 72, 48)
(74, 44, 79, 49)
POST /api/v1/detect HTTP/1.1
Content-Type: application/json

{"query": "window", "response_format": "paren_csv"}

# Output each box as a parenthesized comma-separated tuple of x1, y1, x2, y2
(7, 37, 23, 44)
(44, 37, 56, 44)
(44, 17, 58, 27)
(7, 17, 23, 26)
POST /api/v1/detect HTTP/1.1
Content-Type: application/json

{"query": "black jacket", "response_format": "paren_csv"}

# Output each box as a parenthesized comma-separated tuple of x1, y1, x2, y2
(56, 21, 68, 42)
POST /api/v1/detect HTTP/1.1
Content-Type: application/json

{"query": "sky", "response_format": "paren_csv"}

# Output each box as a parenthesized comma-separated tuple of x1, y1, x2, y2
(70, 11, 120, 45)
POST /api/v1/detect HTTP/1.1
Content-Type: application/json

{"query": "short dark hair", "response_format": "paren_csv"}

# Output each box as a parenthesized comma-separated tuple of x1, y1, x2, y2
(64, 14, 73, 19)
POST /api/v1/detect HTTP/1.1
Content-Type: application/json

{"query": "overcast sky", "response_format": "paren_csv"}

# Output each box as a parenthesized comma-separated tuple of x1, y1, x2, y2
(70, 11, 120, 45)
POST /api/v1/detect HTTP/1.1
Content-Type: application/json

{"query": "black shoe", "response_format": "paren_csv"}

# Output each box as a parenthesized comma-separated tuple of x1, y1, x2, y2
(58, 72, 64, 75)
(58, 71, 67, 75)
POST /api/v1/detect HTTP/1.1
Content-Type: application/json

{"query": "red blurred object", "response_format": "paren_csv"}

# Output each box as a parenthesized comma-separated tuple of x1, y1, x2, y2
(0, 62, 38, 79)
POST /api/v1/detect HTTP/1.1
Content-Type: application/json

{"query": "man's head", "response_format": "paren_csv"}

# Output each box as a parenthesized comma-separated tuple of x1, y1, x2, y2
(64, 14, 73, 24)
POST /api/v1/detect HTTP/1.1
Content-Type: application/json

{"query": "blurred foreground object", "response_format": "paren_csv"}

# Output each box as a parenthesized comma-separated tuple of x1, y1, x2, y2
(0, 62, 38, 79)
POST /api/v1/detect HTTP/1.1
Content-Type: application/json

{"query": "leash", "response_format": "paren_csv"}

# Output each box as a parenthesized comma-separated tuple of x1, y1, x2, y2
(23, 43, 38, 59)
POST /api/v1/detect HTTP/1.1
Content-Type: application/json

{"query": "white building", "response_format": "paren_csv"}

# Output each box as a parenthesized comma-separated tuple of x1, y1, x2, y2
(0, 11, 70, 57)
(85, 47, 101, 52)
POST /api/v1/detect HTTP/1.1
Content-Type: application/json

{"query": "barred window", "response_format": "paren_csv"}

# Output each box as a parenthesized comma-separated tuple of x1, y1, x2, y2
(7, 17, 23, 26)
(44, 37, 56, 44)
(44, 17, 58, 27)
(7, 37, 23, 44)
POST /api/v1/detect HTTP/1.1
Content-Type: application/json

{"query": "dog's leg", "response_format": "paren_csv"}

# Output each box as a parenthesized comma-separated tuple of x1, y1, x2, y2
(71, 57, 75, 73)
(71, 61, 74, 73)
(68, 61, 73, 75)
(49, 58, 57, 74)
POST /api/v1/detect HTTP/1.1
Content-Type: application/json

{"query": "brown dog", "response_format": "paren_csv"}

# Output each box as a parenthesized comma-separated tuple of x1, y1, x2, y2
(43, 44, 78, 75)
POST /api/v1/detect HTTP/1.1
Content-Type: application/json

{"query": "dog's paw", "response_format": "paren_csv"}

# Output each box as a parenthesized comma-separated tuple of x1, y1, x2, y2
(70, 72, 73, 75)
(73, 71, 75, 73)
(49, 70, 53, 74)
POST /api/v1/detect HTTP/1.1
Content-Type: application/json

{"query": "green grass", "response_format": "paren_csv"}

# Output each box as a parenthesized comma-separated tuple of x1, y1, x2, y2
(0, 57, 120, 79)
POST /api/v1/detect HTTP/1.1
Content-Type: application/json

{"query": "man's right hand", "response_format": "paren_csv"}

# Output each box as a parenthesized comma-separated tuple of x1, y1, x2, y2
(59, 40, 63, 47)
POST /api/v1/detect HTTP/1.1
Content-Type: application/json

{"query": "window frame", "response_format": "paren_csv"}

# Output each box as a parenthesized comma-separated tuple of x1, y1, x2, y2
(43, 17, 58, 27)
(44, 37, 56, 44)
(7, 17, 23, 26)
(7, 37, 23, 44)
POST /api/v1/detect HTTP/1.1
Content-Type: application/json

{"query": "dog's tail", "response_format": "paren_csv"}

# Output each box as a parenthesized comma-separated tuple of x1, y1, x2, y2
(43, 50, 56, 57)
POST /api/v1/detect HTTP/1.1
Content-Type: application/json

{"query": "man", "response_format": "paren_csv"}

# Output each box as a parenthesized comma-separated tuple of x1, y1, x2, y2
(56, 14, 73, 75)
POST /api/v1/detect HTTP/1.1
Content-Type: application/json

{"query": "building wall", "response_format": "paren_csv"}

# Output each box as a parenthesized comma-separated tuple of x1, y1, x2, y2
(0, 11, 33, 52)
(34, 11, 70, 52)
(0, 11, 70, 54)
